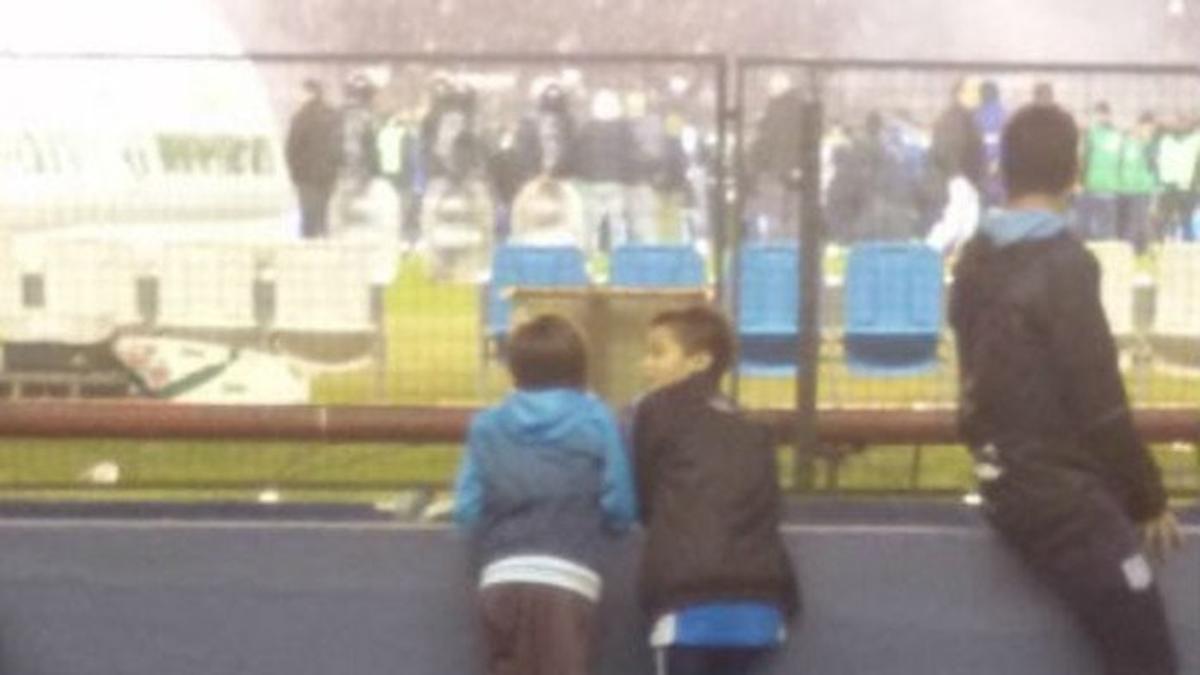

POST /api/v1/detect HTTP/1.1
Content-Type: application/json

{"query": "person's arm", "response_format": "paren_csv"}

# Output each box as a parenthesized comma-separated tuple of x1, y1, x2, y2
(1044, 249, 1167, 522)
(452, 418, 486, 527)
(596, 406, 638, 531)
(630, 396, 665, 525)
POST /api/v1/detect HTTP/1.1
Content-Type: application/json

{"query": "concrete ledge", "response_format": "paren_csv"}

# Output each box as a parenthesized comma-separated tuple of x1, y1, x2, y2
(0, 504, 1193, 674)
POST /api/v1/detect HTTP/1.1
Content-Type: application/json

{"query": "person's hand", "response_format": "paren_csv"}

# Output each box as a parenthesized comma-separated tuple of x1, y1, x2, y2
(420, 492, 456, 523)
(1140, 509, 1183, 564)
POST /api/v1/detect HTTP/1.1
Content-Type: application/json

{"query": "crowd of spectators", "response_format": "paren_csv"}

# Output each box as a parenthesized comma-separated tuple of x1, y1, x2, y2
(286, 68, 715, 279)
(286, 68, 1200, 281)
(820, 77, 1200, 255)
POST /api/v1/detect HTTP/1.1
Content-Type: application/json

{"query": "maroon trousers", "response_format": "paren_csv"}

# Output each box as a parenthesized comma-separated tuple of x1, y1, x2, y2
(479, 583, 596, 675)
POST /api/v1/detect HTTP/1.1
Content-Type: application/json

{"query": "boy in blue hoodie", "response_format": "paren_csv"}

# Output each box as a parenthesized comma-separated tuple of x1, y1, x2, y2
(454, 314, 636, 675)
(950, 104, 1180, 674)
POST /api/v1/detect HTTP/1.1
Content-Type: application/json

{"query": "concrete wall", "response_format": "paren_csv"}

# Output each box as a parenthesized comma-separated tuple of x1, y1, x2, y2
(0, 504, 1194, 674)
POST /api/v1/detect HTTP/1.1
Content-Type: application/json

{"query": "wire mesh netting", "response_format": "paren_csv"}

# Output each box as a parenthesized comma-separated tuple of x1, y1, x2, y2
(0, 53, 724, 409)
(0, 53, 1197, 499)
(735, 62, 1200, 412)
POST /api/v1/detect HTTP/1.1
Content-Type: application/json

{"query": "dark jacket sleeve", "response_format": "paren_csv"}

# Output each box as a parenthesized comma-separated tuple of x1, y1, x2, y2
(1043, 248, 1167, 521)
(630, 394, 668, 525)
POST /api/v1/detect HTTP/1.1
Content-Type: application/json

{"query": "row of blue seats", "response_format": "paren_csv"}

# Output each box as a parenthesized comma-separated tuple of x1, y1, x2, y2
(484, 243, 944, 377)
(484, 245, 707, 344)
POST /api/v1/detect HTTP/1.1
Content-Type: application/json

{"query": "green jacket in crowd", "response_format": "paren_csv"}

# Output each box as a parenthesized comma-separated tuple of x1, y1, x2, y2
(1083, 124, 1125, 194)
(1118, 136, 1159, 195)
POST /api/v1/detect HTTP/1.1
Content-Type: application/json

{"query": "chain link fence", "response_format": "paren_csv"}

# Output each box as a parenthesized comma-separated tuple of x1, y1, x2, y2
(0, 53, 1196, 499)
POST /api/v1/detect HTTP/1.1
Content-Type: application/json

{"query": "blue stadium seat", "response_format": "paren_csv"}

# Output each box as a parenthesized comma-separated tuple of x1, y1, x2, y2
(842, 242, 943, 376)
(483, 245, 590, 349)
(735, 244, 801, 376)
(610, 244, 706, 288)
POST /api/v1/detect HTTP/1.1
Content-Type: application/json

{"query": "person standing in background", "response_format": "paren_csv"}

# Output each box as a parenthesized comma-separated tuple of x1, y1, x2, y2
(285, 79, 341, 239)
(511, 82, 578, 186)
(828, 112, 922, 243)
(923, 78, 985, 235)
(575, 90, 637, 254)
(747, 74, 807, 242)
(975, 80, 1007, 208)
(494, 82, 579, 242)
(376, 105, 421, 245)
(1117, 113, 1161, 254)
(1080, 102, 1124, 241)
(418, 83, 494, 281)
(1155, 113, 1200, 241)
(924, 79, 985, 255)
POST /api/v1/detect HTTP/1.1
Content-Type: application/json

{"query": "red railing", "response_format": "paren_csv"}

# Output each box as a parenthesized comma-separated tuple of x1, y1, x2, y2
(0, 402, 1195, 445)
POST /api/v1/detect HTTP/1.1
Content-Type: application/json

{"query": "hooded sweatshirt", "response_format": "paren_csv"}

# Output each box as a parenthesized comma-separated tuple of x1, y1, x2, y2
(978, 207, 1066, 247)
(950, 209, 1166, 522)
(454, 388, 636, 600)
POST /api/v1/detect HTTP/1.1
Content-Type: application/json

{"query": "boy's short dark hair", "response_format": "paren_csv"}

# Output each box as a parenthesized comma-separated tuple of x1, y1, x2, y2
(1001, 104, 1079, 200)
(650, 305, 735, 378)
(508, 314, 587, 390)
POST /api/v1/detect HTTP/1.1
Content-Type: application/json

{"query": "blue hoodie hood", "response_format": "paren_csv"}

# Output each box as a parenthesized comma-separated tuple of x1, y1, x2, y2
(495, 388, 602, 445)
(454, 387, 638, 568)
(980, 209, 1068, 248)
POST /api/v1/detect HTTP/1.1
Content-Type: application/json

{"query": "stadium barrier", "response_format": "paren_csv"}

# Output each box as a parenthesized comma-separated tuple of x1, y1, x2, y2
(0, 503, 1192, 674)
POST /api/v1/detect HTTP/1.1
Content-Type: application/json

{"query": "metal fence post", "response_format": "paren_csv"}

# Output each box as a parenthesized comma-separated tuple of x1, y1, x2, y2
(793, 90, 824, 491)
(727, 59, 746, 402)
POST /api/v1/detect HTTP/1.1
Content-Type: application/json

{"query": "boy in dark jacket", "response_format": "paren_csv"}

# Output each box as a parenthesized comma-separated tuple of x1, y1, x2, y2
(633, 306, 798, 675)
(950, 104, 1181, 675)
(454, 314, 637, 675)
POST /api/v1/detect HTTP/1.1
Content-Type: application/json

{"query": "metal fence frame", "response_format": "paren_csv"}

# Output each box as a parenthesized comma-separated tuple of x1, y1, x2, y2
(731, 56, 1200, 488)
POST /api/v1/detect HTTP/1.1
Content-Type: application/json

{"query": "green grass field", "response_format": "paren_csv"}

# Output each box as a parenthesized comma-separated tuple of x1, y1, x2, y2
(0, 253, 1196, 505)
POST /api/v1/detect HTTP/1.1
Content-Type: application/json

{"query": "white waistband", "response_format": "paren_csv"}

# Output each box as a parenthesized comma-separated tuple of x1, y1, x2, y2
(480, 555, 602, 602)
